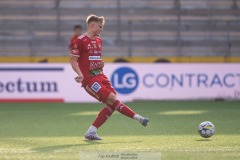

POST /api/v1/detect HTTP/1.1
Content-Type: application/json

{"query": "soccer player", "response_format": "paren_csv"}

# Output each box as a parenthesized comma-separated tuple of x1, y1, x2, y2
(70, 14, 149, 140)
(69, 25, 82, 50)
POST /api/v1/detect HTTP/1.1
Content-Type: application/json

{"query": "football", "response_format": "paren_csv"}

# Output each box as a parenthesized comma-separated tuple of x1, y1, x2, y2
(198, 121, 215, 138)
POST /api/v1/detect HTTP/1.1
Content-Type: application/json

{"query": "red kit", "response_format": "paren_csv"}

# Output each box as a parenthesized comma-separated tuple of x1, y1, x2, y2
(71, 35, 116, 103)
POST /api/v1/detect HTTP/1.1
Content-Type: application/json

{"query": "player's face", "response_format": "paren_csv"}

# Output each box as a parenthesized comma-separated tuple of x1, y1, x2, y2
(93, 22, 103, 36)
(75, 28, 81, 35)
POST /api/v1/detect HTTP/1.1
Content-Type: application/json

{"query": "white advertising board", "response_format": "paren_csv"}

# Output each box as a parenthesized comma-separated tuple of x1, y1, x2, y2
(0, 63, 239, 102)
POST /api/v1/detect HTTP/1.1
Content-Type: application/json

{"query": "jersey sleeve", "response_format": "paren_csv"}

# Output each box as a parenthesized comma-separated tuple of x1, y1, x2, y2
(70, 39, 81, 57)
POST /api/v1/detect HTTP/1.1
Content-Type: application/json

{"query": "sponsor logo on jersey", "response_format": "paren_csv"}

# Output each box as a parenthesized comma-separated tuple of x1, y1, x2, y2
(89, 56, 101, 60)
(88, 44, 93, 49)
(90, 61, 102, 70)
(91, 82, 101, 92)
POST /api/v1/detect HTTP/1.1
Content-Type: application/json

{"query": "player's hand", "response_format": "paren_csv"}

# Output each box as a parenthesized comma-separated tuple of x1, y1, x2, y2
(100, 60, 104, 68)
(74, 74, 84, 83)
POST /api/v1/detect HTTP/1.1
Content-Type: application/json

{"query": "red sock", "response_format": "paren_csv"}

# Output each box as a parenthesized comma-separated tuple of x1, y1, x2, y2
(112, 100, 136, 118)
(92, 105, 115, 128)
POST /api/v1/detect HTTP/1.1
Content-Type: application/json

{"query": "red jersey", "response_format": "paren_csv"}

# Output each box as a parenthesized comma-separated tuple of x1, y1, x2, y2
(70, 34, 103, 85)
(69, 34, 79, 49)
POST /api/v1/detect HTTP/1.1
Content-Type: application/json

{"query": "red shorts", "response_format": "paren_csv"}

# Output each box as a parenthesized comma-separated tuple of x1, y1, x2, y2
(83, 74, 116, 103)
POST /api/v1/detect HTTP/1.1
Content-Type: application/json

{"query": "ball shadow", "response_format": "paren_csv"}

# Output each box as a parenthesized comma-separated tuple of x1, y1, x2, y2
(195, 139, 212, 142)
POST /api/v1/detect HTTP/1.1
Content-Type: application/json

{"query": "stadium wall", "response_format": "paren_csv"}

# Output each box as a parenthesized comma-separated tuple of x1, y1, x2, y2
(1, 56, 240, 63)
(0, 63, 239, 103)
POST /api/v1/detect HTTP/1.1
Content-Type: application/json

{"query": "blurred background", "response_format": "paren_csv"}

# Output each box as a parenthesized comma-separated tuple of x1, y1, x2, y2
(0, 0, 239, 63)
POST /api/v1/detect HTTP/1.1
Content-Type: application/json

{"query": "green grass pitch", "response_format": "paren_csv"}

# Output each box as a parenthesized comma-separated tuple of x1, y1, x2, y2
(0, 101, 240, 160)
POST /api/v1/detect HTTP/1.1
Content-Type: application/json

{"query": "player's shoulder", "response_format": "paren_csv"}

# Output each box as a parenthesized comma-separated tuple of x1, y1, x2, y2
(75, 34, 89, 44)
(77, 34, 88, 41)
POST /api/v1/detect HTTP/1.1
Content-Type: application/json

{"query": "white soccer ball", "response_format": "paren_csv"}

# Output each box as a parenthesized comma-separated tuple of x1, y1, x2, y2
(198, 121, 215, 138)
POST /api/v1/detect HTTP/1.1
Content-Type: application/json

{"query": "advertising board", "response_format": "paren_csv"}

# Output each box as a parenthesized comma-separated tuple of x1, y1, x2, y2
(0, 63, 239, 102)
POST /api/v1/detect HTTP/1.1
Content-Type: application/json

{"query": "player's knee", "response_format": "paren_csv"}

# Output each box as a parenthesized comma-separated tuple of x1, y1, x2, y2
(106, 92, 118, 106)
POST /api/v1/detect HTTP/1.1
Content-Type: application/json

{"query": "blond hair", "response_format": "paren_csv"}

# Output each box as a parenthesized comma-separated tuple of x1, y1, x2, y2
(86, 14, 105, 25)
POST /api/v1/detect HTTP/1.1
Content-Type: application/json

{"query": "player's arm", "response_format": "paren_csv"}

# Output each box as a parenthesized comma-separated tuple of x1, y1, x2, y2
(70, 39, 83, 83)
(100, 59, 104, 68)
(70, 56, 83, 83)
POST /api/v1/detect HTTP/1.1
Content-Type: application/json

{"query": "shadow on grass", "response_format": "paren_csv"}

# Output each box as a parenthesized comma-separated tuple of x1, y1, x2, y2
(196, 139, 212, 142)
(32, 140, 142, 152)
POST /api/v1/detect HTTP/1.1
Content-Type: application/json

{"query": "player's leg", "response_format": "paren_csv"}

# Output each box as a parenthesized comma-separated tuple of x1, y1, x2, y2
(85, 85, 115, 129)
(102, 76, 149, 126)
(85, 104, 114, 132)
(84, 81, 116, 140)
(84, 77, 149, 140)
(106, 93, 149, 127)
(92, 105, 115, 128)
(85, 104, 114, 140)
